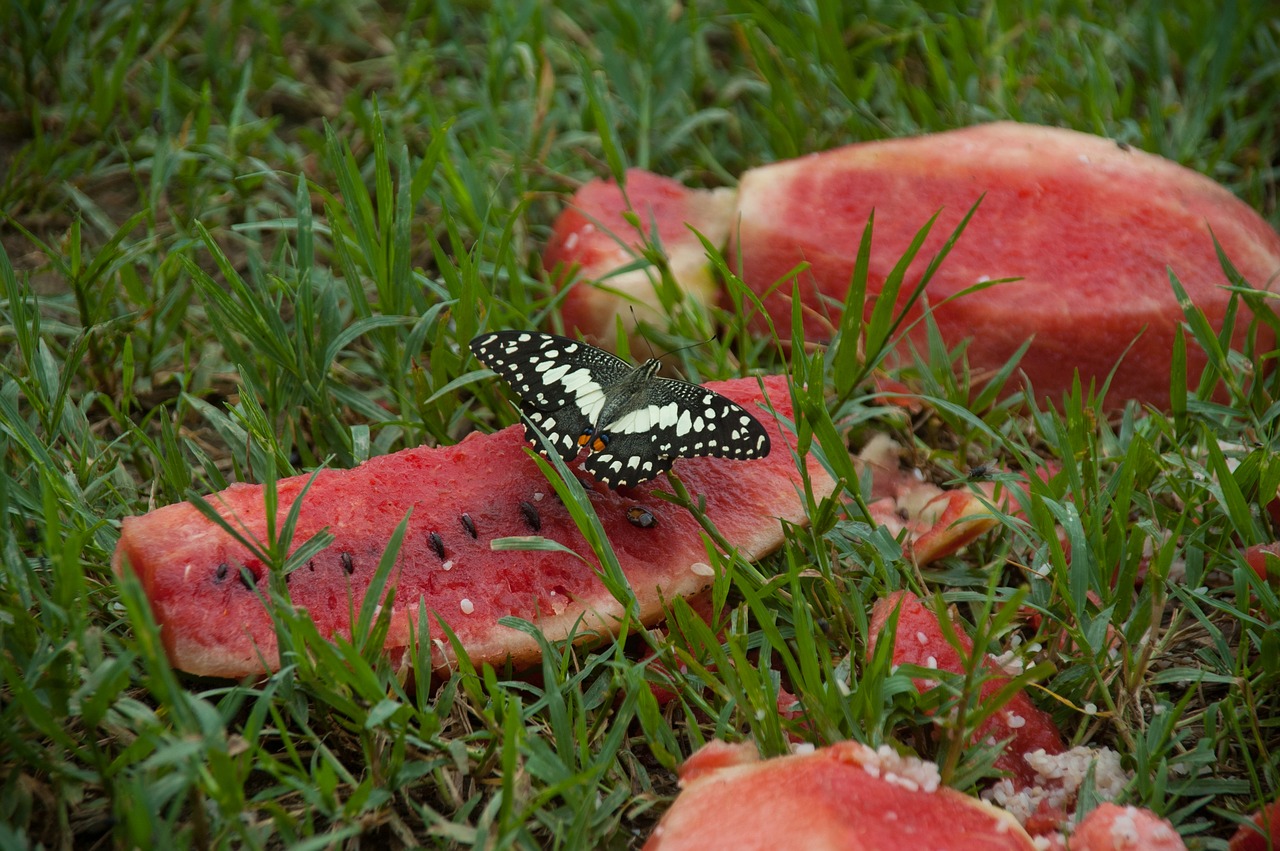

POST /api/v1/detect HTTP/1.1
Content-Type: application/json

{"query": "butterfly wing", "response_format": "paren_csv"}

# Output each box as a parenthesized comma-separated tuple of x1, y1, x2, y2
(469, 331, 633, 462)
(582, 377, 772, 488)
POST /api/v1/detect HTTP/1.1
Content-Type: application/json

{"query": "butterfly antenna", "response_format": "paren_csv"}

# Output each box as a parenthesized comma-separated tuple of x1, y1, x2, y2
(658, 334, 717, 360)
(626, 303, 715, 364)
(626, 305, 659, 363)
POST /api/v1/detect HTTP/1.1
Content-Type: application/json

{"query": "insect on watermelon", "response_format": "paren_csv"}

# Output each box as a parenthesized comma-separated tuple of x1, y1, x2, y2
(469, 331, 771, 488)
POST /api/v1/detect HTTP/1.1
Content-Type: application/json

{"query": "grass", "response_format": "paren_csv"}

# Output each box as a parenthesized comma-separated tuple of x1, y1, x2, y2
(2, 0, 1279, 847)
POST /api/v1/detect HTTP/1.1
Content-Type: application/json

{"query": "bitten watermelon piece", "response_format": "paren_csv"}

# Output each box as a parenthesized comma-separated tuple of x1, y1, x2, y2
(113, 375, 831, 678)
(731, 123, 1280, 408)
(643, 739, 1037, 850)
(1067, 803, 1186, 851)
(869, 591, 1066, 790)
(544, 169, 735, 352)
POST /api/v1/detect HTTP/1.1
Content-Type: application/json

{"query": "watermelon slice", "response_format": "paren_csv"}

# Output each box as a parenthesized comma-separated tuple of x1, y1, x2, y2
(544, 169, 735, 353)
(643, 739, 1037, 850)
(113, 375, 832, 678)
(547, 124, 1280, 408)
(731, 123, 1280, 408)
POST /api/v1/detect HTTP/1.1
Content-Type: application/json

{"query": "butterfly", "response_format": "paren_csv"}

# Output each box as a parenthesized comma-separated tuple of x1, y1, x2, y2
(469, 331, 771, 488)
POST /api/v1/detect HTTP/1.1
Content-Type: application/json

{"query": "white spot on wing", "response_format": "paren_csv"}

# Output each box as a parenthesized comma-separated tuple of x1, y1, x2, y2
(676, 409, 692, 436)
(559, 367, 595, 393)
(543, 363, 571, 383)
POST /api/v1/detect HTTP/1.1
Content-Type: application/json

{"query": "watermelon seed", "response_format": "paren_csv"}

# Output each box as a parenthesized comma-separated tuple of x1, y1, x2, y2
(215, 562, 229, 581)
(341, 552, 354, 574)
(239, 567, 257, 590)
(428, 531, 446, 559)
(307, 559, 316, 571)
(626, 506, 658, 528)
(460, 513, 477, 539)
(519, 500, 541, 532)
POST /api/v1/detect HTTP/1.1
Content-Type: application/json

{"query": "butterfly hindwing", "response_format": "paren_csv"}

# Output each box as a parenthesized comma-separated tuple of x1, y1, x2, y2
(581, 376, 771, 487)
(470, 330, 772, 489)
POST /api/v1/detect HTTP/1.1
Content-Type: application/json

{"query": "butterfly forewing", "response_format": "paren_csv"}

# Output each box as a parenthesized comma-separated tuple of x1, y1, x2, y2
(470, 330, 771, 489)
(471, 331, 631, 461)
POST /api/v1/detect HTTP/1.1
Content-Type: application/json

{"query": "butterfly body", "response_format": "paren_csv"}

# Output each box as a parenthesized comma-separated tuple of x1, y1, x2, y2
(469, 331, 771, 488)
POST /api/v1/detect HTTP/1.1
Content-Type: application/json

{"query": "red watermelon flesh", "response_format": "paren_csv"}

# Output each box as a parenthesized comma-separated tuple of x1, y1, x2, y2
(113, 375, 831, 679)
(1230, 798, 1280, 851)
(1067, 803, 1187, 851)
(731, 122, 1280, 408)
(544, 169, 735, 353)
(643, 739, 1037, 850)
(870, 591, 1066, 790)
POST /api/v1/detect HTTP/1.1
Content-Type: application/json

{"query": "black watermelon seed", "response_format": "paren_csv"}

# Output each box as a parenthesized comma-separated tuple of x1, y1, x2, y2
(341, 552, 354, 574)
(239, 568, 257, 590)
(215, 562, 229, 582)
(460, 513, 477, 539)
(519, 500, 541, 532)
(307, 559, 316, 572)
(428, 531, 446, 559)
(626, 506, 657, 529)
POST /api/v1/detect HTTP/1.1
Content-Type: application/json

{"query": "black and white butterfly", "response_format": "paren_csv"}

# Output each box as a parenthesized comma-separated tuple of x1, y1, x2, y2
(469, 331, 771, 488)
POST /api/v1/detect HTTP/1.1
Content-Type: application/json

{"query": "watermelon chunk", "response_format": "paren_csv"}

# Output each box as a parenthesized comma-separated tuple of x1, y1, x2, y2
(869, 591, 1066, 790)
(1230, 798, 1280, 851)
(731, 123, 1280, 408)
(1068, 803, 1186, 851)
(544, 169, 735, 353)
(643, 739, 1037, 850)
(1242, 542, 1280, 582)
(113, 375, 832, 678)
